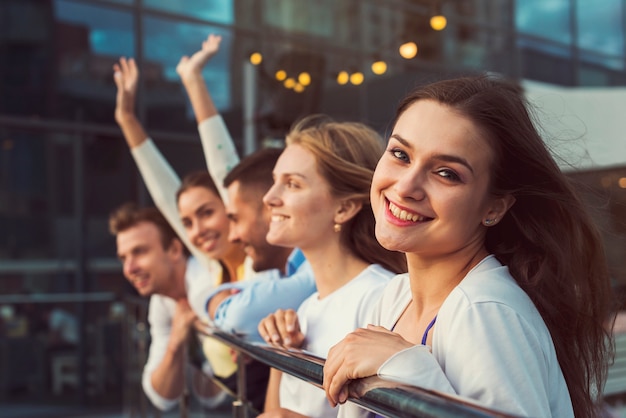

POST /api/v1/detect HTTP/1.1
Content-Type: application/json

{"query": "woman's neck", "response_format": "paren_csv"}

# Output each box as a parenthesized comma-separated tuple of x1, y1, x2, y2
(303, 240, 370, 299)
(407, 247, 489, 317)
(220, 243, 247, 282)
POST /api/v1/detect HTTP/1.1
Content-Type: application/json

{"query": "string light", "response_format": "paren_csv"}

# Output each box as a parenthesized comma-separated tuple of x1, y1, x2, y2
(371, 60, 387, 75)
(294, 83, 305, 93)
(275, 70, 287, 81)
(350, 71, 364, 85)
(430, 14, 447, 30)
(249, 52, 263, 65)
(284, 78, 296, 89)
(337, 71, 349, 85)
(298, 72, 311, 86)
(399, 42, 418, 59)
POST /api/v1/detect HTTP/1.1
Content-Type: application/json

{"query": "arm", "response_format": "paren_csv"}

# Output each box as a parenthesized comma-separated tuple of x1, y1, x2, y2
(148, 300, 197, 405)
(212, 266, 316, 342)
(176, 34, 239, 205)
(142, 298, 194, 410)
(113, 57, 209, 265)
(263, 368, 282, 412)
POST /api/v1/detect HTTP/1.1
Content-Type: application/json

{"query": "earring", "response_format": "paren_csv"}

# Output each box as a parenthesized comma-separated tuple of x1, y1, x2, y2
(334, 223, 342, 233)
(483, 218, 496, 226)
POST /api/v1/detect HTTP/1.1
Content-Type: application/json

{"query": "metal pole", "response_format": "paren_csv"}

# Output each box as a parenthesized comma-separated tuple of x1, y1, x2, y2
(232, 352, 249, 418)
(243, 61, 257, 156)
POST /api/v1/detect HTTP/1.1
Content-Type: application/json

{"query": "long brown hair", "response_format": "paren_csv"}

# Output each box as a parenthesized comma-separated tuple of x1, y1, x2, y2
(393, 75, 614, 417)
(287, 115, 407, 275)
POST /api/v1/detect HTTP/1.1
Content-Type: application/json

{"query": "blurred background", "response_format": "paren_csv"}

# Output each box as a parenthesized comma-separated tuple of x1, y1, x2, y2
(0, 0, 625, 416)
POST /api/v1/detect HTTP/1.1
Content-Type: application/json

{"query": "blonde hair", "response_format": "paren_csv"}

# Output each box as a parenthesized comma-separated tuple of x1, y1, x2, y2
(287, 115, 407, 274)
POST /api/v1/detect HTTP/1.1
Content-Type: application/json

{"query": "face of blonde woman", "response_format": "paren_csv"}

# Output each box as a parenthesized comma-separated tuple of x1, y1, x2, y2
(263, 144, 341, 251)
(177, 186, 232, 259)
(371, 99, 506, 258)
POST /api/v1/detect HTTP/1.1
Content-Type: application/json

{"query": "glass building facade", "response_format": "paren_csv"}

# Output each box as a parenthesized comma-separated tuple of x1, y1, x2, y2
(0, 0, 625, 414)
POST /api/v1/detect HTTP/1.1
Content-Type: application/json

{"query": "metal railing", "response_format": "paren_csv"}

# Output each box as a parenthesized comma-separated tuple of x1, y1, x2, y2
(198, 326, 513, 418)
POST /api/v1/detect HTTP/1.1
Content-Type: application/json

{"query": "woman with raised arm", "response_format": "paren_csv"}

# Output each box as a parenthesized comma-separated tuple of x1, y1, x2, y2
(113, 39, 250, 409)
(322, 75, 615, 418)
(256, 115, 407, 418)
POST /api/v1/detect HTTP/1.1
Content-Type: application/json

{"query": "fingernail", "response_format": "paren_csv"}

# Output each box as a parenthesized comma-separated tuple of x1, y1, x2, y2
(284, 337, 291, 345)
(339, 388, 348, 403)
(114, 71, 121, 78)
(271, 333, 280, 342)
(286, 324, 294, 332)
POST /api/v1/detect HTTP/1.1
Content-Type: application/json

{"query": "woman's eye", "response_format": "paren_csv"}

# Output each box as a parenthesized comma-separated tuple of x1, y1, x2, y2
(436, 169, 461, 182)
(390, 148, 409, 162)
(201, 209, 214, 218)
(286, 180, 299, 189)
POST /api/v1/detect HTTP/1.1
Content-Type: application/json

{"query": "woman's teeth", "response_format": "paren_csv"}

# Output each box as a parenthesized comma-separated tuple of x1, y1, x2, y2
(388, 202, 425, 222)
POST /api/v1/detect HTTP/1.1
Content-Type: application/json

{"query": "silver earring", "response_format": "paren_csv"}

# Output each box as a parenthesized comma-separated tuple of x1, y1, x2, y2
(334, 223, 342, 233)
(483, 218, 496, 226)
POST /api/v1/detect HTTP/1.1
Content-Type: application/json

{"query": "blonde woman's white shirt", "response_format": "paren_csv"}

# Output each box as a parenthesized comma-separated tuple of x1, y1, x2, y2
(279, 264, 394, 418)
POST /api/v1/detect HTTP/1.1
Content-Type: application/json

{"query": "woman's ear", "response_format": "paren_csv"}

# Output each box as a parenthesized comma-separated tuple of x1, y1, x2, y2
(483, 194, 516, 226)
(334, 198, 363, 225)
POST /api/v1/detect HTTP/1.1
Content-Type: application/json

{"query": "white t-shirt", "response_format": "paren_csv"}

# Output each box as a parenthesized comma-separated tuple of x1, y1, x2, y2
(279, 264, 394, 418)
(340, 255, 573, 418)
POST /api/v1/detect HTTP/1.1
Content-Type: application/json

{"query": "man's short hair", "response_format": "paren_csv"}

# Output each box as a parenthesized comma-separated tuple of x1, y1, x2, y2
(223, 147, 283, 197)
(109, 202, 190, 257)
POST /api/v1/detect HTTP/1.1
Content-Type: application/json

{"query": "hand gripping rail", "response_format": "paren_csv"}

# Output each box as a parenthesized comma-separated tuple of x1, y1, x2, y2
(198, 325, 516, 418)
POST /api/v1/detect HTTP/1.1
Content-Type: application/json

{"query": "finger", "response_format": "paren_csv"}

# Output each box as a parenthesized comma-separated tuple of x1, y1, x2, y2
(128, 57, 138, 79)
(284, 310, 298, 333)
(119, 57, 129, 75)
(113, 68, 123, 88)
(272, 310, 292, 345)
(259, 315, 280, 344)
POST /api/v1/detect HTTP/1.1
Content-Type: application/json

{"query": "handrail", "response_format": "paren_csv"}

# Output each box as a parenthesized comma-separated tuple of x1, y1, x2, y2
(199, 326, 514, 418)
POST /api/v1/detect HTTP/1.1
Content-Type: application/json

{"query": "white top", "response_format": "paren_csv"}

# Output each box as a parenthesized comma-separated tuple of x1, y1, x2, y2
(141, 257, 215, 410)
(279, 264, 394, 418)
(341, 255, 573, 418)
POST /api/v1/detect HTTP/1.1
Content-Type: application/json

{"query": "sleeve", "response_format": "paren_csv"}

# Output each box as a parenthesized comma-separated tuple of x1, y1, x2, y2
(130, 140, 209, 268)
(377, 302, 559, 417)
(197, 116, 240, 205)
(141, 297, 180, 411)
(214, 264, 317, 342)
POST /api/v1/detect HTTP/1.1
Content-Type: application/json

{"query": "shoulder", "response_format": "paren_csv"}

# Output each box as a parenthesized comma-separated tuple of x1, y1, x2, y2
(448, 255, 537, 314)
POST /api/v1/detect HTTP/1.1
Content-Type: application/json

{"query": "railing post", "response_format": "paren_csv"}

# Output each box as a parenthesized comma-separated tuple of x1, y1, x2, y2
(231, 351, 249, 418)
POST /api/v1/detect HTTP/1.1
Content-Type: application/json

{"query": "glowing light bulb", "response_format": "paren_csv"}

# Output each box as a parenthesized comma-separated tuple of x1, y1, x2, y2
(294, 83, 305, 93)
(298, 72, 311, 86)
(249, 52, 263, 65)
(430, 15, 447, 31)
(371, 60, 387, 75)
(275, 70, 287, 81)
(350, 72, 364, 85)
(399, 42, 418, 59)
(284, 78, 296, 89)
(337, 71, 349, 85)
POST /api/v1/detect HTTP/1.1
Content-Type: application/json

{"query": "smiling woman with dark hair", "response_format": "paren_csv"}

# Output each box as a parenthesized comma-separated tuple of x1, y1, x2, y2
(323, 75, 615, 418)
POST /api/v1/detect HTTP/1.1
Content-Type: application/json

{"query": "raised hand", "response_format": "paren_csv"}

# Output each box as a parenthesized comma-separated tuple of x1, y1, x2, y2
(323, 324, 413, 407)
(176, 34, 222, 82)
(112, 57, 139, 124)
(258, 309, 305, 348)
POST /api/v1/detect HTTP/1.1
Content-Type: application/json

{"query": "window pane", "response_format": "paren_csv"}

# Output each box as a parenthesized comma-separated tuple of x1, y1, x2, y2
(142, 16, 233, 130)
(51, 0, 134, 124)
(577, 0, 624, 64)
(516, 0, 572, 44)
(144, 0, 234, 24)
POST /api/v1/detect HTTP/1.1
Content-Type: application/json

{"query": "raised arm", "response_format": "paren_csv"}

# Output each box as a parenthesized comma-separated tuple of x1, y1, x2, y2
(113, 57, 148, 148)
(176, 34, 240, 205)
(112, 58, 209, 266)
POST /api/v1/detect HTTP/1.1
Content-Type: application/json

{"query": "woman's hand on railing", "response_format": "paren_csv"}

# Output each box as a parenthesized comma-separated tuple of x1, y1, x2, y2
(258, 309, 305, 348)
(323, 324, 414, 407)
